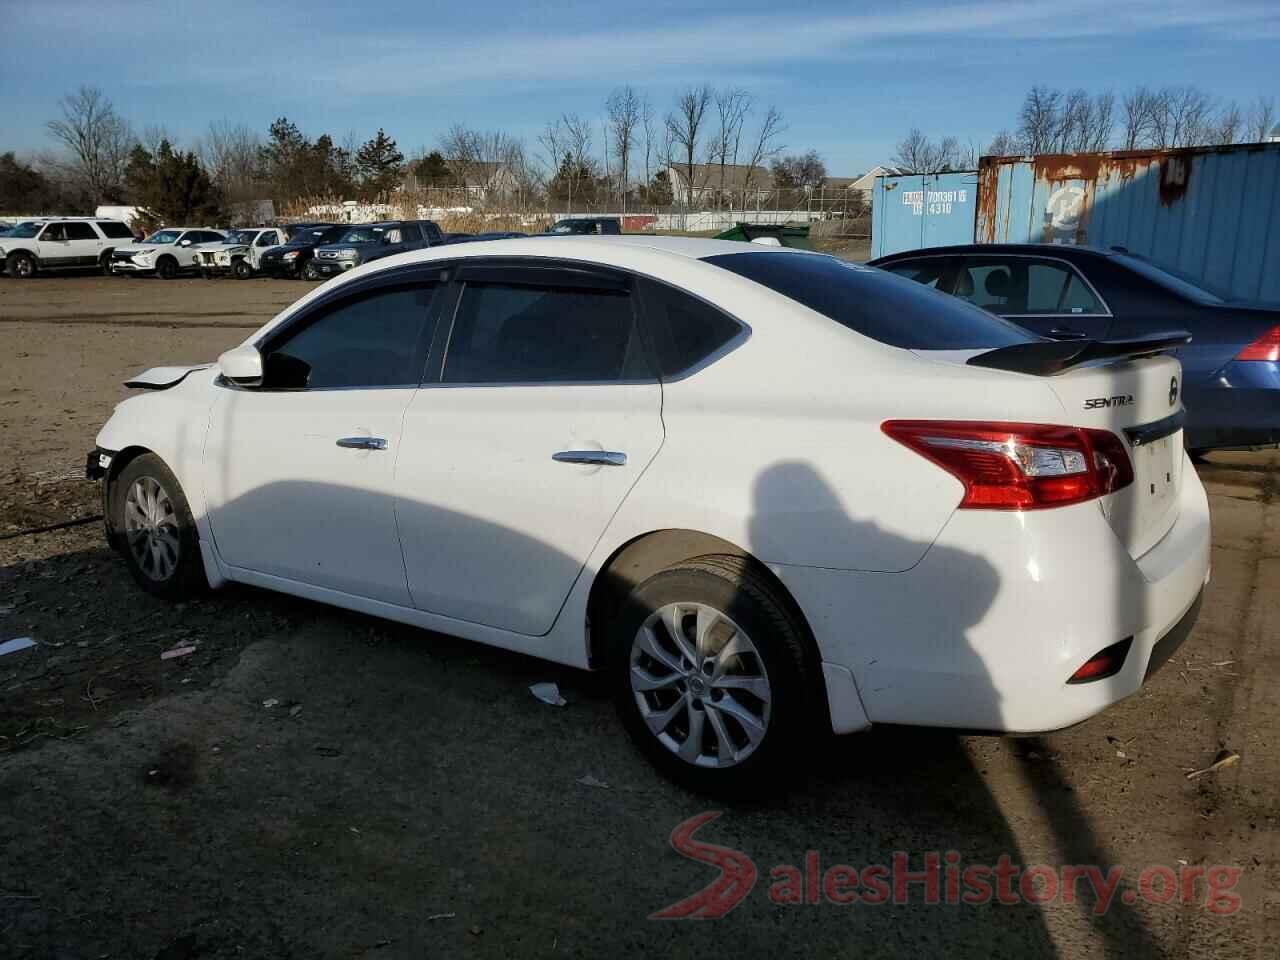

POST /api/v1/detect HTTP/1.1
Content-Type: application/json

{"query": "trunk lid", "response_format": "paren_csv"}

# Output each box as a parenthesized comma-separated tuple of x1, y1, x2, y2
(1043, 354, 1185, 559)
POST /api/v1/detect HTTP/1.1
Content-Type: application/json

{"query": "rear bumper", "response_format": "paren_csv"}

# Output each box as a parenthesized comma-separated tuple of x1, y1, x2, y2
(774, 456, 1212, 733)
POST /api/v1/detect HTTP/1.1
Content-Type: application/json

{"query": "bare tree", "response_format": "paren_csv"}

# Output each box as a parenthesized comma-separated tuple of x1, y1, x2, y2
(1212, 101, 1243, 145)
(606, 86, 642, 211)
(199, 120, 263, 207)
(1121, 86, 1158, 149)
(1017, 86, 1062, 154)
(891, 129, 967, 173)
(709, 87, 752, 208)
(1055, 89, 1114, 152)
(45, 86, 135, 203)
(441, 124, 526, 201)
(740, 105, 785, 199)
(985, 129, 1020, 157)
(666, 84, 712, 207)
(1246, 95, 1276, 142)
(1148, 86, 1215, 148)
(537, 114, 595, 212)
(640, 94, 656, 200)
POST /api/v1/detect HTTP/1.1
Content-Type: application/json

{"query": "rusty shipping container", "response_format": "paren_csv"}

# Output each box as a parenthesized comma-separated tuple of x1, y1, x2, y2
(976, 143, 1280, 303)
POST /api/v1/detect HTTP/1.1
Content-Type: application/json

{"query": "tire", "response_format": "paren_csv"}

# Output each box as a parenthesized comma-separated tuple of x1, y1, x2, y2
(611, 555, 819, 793)
(301, 260, 320, 281)
(99, 252, 113, 276)
(7, 252, 36, 279)
(232, 258, 253, 280)
(155, 256, 178, 280)
(108, 453, 206, 600)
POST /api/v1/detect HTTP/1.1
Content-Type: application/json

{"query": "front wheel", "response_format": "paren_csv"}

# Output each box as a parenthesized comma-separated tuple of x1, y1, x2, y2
(7, 252, 36, 279)
(232, 258, 253, 280)
(301, 260, 320, 281)
(109, 454, 206, 600)
(611, 555, 819, 793)
(155, 256, 178, 280)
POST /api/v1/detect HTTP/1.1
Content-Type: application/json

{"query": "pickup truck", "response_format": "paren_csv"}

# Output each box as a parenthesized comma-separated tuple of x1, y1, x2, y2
(192, 227, 288, 279)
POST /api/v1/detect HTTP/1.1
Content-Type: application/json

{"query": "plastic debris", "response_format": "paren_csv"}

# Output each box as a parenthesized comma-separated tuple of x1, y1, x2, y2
(529, 682, 567, 707)
(1186, 749, 1241, 780)
(0, 637, 35, 657)
(426, 913, 456, 922)
(577, 775, 610, 789)
(262, 698, 280, 709)
(160, 644, 197, 661)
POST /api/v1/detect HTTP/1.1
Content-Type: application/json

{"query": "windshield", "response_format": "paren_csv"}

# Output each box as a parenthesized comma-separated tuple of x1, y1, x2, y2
(223, 230, 258, 245)
(706, 251, 1034, 350)
(1114, 254, 1224, 304)
(8, 222, 43, 238)
(292, 225, 346, 245)
(338, 226, 389, 244)
(143, 230, 183, 245)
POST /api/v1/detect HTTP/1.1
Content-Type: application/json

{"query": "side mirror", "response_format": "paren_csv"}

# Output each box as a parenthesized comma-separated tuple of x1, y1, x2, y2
(217, 343, 263, 386)
(179, 239, 192, 247)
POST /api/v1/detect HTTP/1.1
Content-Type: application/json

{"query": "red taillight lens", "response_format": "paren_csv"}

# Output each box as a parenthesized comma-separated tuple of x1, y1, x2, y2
(882, 420, 1134, 510)
(1067, 638, 1133, 683)
(1236, 325, 1280, 362)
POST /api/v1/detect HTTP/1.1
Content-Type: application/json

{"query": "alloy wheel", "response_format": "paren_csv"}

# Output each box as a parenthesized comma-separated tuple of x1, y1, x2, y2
(123, 476, 181, 581)
(630, 602, 772, 768)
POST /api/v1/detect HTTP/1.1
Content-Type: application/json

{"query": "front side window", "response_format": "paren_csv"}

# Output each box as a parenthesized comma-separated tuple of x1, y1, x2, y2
(144, 230, 182, 244)
(954, 257, 1105, 315)
(443, 281, 646, 384)
(64, 222, 98, 240)
(40, 224, 67, 241)
(882, 258, 947, 290)
(256, 231, 279, 247)
(261, 282, 438, 389)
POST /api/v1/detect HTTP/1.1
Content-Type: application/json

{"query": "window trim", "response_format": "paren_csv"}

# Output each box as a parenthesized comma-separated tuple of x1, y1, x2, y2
(434, 259, 655, 388)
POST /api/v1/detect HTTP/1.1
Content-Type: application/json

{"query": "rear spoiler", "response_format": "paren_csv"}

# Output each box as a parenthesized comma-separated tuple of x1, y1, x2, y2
(967, 331, 1191, 376)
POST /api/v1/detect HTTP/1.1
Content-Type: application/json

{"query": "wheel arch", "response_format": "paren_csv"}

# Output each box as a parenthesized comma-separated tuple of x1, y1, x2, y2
(586, 528, 822, 675)
(102, 445, 157, 548)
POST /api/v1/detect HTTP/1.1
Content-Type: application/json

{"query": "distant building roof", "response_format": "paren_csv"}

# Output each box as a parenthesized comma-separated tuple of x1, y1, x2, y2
(1270, 122, 1280, 141)
(668, 162, 772, 192)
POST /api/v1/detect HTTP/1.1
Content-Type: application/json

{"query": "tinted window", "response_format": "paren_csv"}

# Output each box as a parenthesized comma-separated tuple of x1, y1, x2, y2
(640, 278, 743, 376)
(262, 282, 438, 389)
(1114, 254, 1224, 304)
(443, 281, 645, 384)
(954, 257, 1104, 315)
(64, 222, 98, 240)
(40, 224, 67, 241)
(97, 221, 134, 239)
(884, 259, 947, 289)
(707, 252, 1031, 350)
(423, 222, 443, 243)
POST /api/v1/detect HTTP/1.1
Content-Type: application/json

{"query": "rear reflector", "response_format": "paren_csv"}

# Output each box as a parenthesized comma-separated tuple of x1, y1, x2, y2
(1067, 638, 1133, 684)
(882, 420, 1134, 510)
(1236, 325, 1280, 362)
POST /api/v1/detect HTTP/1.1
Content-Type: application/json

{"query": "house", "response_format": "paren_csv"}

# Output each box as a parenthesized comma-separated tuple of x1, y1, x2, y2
(402, 161, 519, 200)
(666, 162, 773, 205)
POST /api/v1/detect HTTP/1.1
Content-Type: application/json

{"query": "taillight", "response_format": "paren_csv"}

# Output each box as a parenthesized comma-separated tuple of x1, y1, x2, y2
(1066, 638, 1133, 683)
(1236, 325, 1280, 362)
(882, 420, 1134, 510)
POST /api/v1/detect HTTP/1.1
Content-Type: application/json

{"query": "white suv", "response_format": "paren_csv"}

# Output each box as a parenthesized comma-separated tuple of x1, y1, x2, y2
(191, 227, 287, 279)
(1, 218, 137, 278)
(110, 228, 227, 279)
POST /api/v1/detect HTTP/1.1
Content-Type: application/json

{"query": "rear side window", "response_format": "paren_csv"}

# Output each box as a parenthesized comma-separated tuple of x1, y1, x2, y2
(97, 221, 134, 239)
(706, 251, 1031, 350)
(443, 281, 647, 384)
(261, 282, 438, 389)
(64, 222, 98, 240)
(639, 278, 743, 377)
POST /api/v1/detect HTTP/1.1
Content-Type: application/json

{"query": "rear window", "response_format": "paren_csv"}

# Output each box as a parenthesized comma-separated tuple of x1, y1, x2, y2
(705, 252, 1033, 350)
(97, 221, 134, 239)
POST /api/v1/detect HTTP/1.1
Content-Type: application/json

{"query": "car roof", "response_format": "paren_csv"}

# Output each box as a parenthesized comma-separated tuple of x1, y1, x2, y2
(870, 243, 1116, 263)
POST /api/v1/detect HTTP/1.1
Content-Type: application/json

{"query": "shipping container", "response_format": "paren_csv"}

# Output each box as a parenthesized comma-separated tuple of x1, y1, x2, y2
(870, 171, 978, 258)
(976, 144, 1280, 303)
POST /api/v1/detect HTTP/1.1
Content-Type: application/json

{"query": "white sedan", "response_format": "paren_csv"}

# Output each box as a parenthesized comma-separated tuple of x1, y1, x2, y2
(89, 237, 1210, 790)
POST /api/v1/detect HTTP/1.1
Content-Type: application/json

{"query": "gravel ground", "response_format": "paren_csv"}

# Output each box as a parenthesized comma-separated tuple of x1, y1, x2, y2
(0, 274, 1277, 958)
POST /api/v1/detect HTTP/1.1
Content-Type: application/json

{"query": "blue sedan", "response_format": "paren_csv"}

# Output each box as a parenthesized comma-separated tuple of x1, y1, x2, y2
(869, 244, 1280, 454)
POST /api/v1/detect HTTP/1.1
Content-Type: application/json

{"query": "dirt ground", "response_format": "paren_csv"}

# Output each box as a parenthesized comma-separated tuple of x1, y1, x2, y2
(1, 274, 1277, 958)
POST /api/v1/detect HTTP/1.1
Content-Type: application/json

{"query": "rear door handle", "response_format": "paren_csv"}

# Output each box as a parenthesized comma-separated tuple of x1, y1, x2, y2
(552, 450, 626, 466)
(336, 437, 387, 450)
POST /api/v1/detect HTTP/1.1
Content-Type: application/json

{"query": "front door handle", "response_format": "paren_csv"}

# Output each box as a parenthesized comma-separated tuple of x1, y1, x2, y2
(1048, 327, 1089, 340)
(336, 437, 387, 450)
(552, 450, 626, 466)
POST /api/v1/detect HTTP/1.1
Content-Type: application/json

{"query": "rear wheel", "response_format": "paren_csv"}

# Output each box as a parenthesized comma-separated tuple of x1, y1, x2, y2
(611, 555, 818, 793)
(155, 256, 178, 280)
(109, 454, 206, 600)
(7, 252, 36, 279)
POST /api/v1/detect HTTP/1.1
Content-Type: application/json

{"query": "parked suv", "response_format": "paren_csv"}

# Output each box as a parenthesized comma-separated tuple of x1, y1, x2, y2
(309, 220, 444, 278)
(192, 227, 288, 279)
(258, 224, 346, 280)
(110, 228, 226, 279)
(1, 218, 136, 278)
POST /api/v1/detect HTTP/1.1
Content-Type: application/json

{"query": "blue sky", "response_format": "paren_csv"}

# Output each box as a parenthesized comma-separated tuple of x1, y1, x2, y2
(1, 0, 1277, 175)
